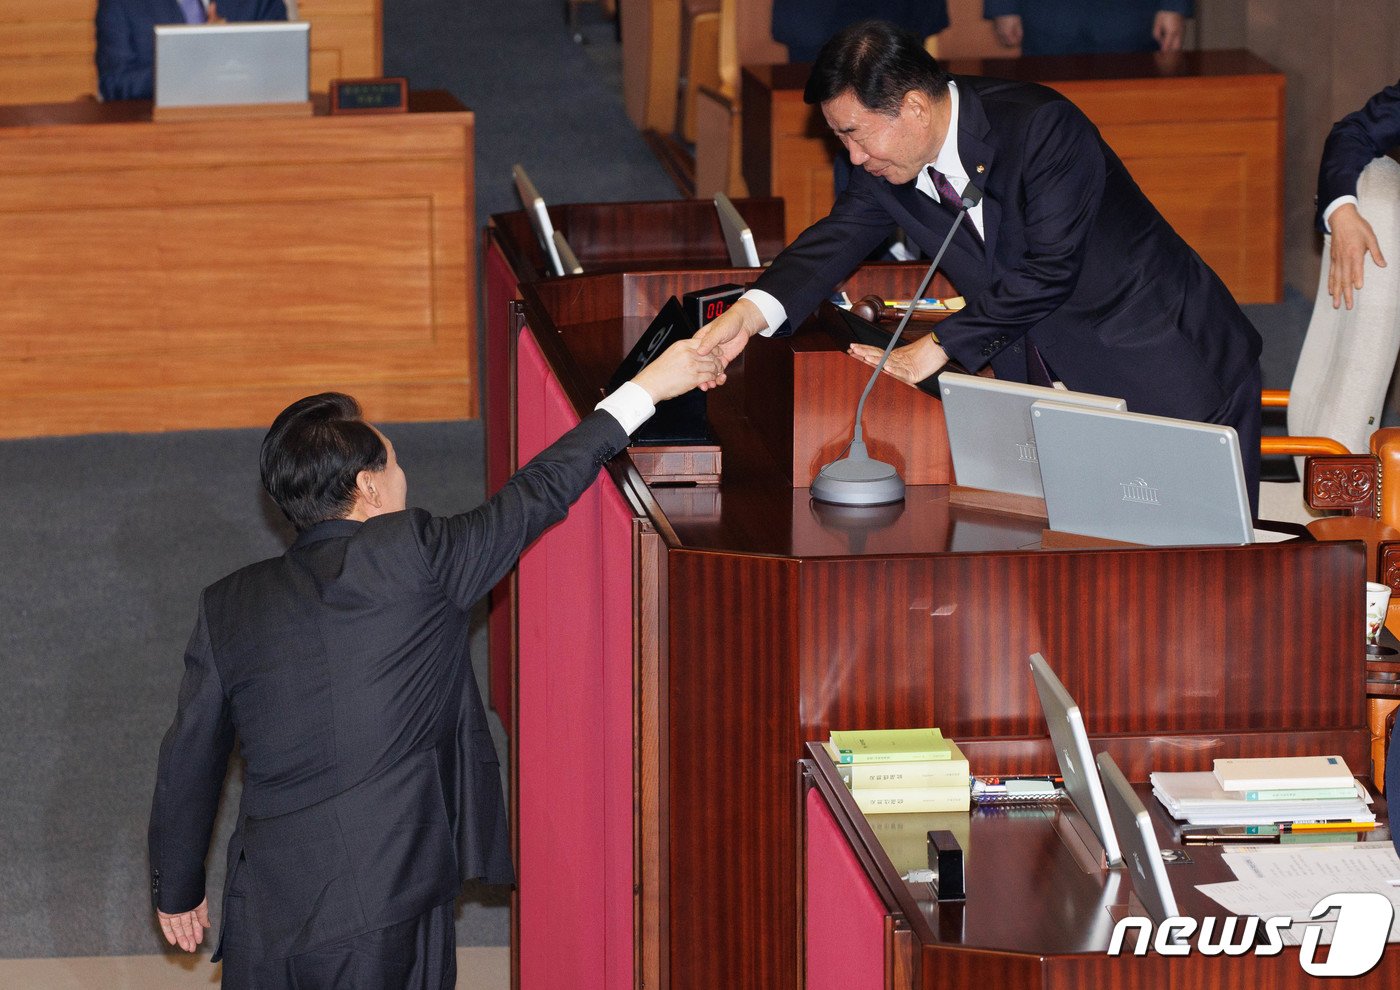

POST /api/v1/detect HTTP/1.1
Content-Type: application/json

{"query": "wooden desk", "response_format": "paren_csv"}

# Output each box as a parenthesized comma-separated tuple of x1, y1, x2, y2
(483, 197, 786, 730)
(0, 92, 474, 438)
(0, 0, 382, 104)
(804, 746, 1399, 988)
(511, 268, 1366, 990)
(742, 49, 1284, 303)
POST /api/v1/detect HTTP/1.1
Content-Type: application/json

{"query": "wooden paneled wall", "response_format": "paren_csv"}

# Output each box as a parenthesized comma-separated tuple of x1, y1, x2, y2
(0, 0, 382, 104)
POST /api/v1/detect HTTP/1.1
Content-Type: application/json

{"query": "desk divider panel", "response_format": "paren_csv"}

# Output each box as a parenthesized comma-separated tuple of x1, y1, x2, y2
(515, 329, 634, 990)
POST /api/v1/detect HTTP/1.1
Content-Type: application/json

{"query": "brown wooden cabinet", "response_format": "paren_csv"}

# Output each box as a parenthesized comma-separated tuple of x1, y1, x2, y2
(0, 92, 474, 437)
(511, 265, 1368, 990)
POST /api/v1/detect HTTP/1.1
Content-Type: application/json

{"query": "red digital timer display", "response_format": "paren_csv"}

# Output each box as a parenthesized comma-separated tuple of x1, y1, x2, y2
(682, 283, 746, 334)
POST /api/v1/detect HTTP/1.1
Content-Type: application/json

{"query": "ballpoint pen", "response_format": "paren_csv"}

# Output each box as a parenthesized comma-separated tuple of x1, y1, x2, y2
(1281, 821, 1377, 833)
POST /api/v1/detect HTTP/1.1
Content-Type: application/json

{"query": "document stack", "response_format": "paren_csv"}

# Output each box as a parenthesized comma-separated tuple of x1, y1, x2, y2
(826, 727, 970, 814)
(1150, 755, 1374, 826)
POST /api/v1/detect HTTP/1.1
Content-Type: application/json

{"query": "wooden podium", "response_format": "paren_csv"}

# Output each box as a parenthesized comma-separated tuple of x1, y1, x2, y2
(803, 746, 1399, 989)
(510, 268, 1370, 990)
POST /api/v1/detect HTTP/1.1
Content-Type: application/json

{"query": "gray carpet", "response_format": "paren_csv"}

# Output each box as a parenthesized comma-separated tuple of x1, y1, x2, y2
(0, 0, 671, 959)
(0, 422, 509, 958)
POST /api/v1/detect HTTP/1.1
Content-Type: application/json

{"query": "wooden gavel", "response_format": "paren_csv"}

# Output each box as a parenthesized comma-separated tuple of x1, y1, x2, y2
(849, 294, 946, 325)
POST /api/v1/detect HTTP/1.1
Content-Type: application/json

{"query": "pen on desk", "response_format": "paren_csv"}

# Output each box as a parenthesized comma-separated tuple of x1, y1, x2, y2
(1281, 821, 1377, 833)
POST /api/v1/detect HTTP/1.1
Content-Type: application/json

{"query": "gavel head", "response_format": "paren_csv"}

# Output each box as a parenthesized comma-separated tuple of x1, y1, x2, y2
(850, 294, 885, 323)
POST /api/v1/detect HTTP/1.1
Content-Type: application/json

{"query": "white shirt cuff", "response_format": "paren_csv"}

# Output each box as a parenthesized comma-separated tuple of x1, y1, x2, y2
(594, 380, 656, 435)
(741, 289, 787, 338)
(1322, 195, 1358, 231)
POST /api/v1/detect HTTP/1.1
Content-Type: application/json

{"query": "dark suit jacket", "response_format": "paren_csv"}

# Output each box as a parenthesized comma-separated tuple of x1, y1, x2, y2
(753, 76, 1260, 426)
(148, 410, 630, 959)
(982, 0, 1192, 56)
(96, 0, 288, 102)
(1316, 81, 1400, 230)
(772, 2, 949, 62)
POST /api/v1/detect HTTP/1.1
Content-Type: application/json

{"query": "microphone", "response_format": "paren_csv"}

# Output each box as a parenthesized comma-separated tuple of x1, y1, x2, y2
(810, 181, 981, 507)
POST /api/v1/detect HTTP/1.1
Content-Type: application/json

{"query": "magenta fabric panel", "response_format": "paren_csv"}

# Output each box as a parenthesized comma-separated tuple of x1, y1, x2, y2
(516, 327, 635, 990)
(805, 787, 887, 990)
(484, 240, 518, 729)
(599, 479, 636, 985)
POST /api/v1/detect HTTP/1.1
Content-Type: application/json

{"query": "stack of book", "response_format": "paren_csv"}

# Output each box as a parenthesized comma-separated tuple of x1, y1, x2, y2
(1150, 755, 1374, 826)
(825, 727, 970, 814)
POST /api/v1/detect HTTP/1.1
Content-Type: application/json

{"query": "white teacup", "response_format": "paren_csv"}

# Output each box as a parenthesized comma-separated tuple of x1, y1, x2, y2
(1365, 581, 1392, 646)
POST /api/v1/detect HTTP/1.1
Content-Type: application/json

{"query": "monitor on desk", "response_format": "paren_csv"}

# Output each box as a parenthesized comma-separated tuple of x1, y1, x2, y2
(940, 374, 1126, 498)
(1097, 752, 1181, 924)
(154, 23, 309, 109)
(1029, 652, 1122, 867)
(1031, 401, 1254, 546)
(512, 164, 567, 277)
(714, 192, 762, 268)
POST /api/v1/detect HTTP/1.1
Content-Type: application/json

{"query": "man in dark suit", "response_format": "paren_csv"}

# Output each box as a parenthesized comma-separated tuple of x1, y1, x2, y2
(695, 19, 1262, 511)
(1317, 81, 1400, 310)
(771, 0, 948, 63)
(148, 341, 721, 986)
(984, 0, 1191, 56)
(96, 0, 288, 102)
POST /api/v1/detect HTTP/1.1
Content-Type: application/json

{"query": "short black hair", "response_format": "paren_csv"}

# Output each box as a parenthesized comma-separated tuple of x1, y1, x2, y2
(803, 19, 951, 113)
(260, 392, 387, 532)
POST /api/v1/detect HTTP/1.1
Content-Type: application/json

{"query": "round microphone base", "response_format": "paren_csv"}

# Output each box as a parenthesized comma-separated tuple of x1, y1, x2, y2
(810, 450, 906, 507)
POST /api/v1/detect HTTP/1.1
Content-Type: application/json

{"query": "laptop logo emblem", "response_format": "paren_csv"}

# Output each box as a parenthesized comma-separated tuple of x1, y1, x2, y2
(1119, 478, 1160, 505)
(1016, 439, 1038, 463)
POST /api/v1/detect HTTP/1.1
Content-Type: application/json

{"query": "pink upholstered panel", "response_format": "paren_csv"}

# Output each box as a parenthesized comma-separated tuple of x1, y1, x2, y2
(516, 327, 635, 990)
(805, 787, 887, 990)
(484, 240, 519, 729)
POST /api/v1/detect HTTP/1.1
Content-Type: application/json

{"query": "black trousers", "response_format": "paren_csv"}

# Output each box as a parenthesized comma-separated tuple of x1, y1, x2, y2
(220, 897, 456, 989)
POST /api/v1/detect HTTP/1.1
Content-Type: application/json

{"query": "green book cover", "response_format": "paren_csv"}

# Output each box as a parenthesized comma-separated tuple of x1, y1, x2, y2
(1240, 786, 1360, 801)
(853, 785, 970, 815)
(829, 727, 951, 764)
(826, 742, 969, 789)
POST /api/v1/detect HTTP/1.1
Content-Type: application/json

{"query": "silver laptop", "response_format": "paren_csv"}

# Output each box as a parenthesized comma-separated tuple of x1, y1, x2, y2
(939, 374, 1126, 498)
(512, 165, 566, 277)
(714, 192, 761, 268)
(1030, 401, 1253, 546)
(552, 230, 584, 275)
(1028, 653, 1122, 867)
(154, 23, 308, 109)
(1096, 752, 1180, 924)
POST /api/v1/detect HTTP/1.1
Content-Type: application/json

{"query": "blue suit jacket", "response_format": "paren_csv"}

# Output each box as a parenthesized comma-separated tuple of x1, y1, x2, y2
(96, 0, 288, 102)
(772, 2, 949, 62)
(148, 410, 629, 959)
(752, 76, 1260, 426)
(1316, 81, 1400, 230)
(982, 0, 1193, 56)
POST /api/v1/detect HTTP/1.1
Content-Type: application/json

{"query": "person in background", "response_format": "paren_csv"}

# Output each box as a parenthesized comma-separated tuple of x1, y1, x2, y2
(1317, 81, 1399, 309)
(985, 0, 1191, 57)
(96, 0, 288, 102)
(773, 0, 949, 63)
(147, 340, 721, 987)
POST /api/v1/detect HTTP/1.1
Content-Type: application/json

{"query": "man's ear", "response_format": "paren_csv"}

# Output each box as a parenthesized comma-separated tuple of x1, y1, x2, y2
(903, 88, 928, 121)
(356, 469, 382, 509)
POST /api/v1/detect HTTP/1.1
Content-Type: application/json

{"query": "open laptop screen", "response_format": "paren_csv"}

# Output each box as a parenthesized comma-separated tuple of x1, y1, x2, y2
(941, 374, 1126, 498)
(1029, 652, 1122, 866)
(1031, 401, 1253, 546)
(155, 23, 309, 109)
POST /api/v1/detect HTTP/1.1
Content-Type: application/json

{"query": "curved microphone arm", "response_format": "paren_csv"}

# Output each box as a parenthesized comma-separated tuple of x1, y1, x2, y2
(850, 182, 982, 447)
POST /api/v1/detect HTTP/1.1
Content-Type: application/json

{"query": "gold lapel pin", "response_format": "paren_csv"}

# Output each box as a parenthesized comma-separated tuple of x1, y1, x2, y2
(976, 163, 986, 174)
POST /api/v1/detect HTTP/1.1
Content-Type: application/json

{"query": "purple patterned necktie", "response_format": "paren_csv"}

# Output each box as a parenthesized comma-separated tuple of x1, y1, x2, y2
(927, 165, 964, 211)
(179, 0, 207, 24)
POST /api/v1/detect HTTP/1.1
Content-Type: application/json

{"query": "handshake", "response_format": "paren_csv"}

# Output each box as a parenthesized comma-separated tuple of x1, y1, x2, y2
(628, 338, 728, 404)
